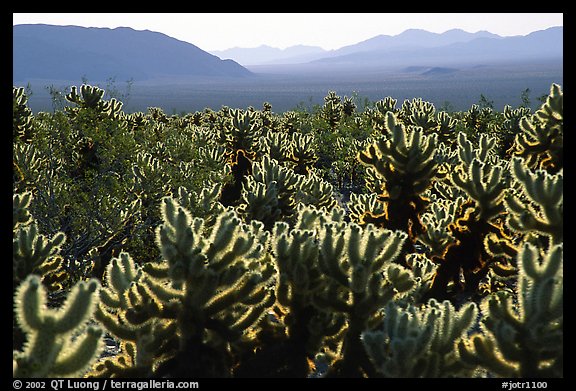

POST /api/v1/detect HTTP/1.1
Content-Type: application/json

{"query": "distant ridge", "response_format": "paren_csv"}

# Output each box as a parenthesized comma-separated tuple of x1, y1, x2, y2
(13, 24, 253, 82)
(211, 45, 327, 66)
(212, 27, 562, 70)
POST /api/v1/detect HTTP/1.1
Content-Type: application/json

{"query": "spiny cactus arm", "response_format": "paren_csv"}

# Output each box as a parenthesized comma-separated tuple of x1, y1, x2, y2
(13, 276, 103, 378)
(297, 174, 338, 210)
(317, 224, 349, 287)
(347, 192, 386, 224)
(512, 84, 562, 172)
(505, 157, 563, 243)
(13, 191, 33, 230)
(535, 83, 563, 128)
(13, 221, 66, 287)
(363, 299, 477, 377)
(238, 177, 281, 227)
(451, 158, 508, 221)
(459, 242, 563, 377)
(156, 197, 207, 282)
(51, 326, 103, 376)
(228, 289, 276, 333)
(273, 223, 319, 298)
(95, 252, 154, 341)
(517, 243, 563, 325)
(290, 132, 318, 167)
(458, 334, 518, 376)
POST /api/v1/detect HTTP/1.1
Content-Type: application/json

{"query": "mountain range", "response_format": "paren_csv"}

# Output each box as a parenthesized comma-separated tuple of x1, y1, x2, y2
(13, 24, 562, 83)
(213, 27, 562, 70)
(13, 24, 252, 82)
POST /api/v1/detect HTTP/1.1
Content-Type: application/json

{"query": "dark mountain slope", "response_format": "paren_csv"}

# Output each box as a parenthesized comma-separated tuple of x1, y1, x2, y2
(13, 24, 253, 82)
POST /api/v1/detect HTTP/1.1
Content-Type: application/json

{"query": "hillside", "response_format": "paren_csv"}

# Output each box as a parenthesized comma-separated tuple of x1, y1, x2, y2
(13, 24, 253, 82)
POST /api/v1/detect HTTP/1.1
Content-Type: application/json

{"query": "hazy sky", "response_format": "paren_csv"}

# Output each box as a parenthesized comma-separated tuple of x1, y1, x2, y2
(13, 13, 563, 51)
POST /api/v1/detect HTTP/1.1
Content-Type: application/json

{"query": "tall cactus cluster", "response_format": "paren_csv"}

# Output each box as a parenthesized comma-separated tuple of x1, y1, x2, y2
(13, 83, 562, 378)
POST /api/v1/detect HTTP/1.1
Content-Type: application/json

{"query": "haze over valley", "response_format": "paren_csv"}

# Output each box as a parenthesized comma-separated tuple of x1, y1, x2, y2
(13, 23, 563, 113)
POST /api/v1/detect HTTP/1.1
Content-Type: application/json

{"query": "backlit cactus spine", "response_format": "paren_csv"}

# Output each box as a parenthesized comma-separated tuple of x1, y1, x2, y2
(357, 111, 438, 260)
(93, 199, 277, 377)
(13, 275, 103, 377)
(505, 157, 562, 244)
(362, 299, 478, 377)
(259, 206, 347, 377)
(512, 83, 562, 173)
(13, 86, 34, 142)
(314, 221, 414, 377)
(65, 84, 123, 120)
(425, 133, 516, 299)
(459, 243, 563, 378)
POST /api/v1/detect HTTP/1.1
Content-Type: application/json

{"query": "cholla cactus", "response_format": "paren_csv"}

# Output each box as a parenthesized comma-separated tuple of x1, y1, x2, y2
(458, 243, 563, 378)
(499, 105, 531, 155)
(406, 99, 437, 133)
(224, 108, 262, 155)
(13, 191, 67, 291)
(435, 111, 458, 145)
(13, 275, 103, 377)
(347, 192, 385, 224)
(266, 205, 413, 377)
(174, 183, 224, 224)
(426, 133, 515, 299)
(240, 156, 303, 223)
(417, 196, 464, 256)
(362, 299, 477, 377)
(261, 131, 292, 162)
(94, 198, 275, 377)
(65, 84, 123, 120)
(321, 91, 343, 131)
(90, 252, 173, 376)
(366, 97, 398, 135)
(297, 173, 337, 210)
(13, 86, 34, 142)
(358, 112, 437, 251)
(267, 207, 347, 376)
(512, 84, 562, 173)
(314, 221, 413, 376)
(505, 157, 563, 244)
(289, 132, 318, 175)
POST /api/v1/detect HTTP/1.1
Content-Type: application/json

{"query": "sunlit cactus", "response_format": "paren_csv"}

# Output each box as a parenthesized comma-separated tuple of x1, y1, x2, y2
(90, 251, 172, 377)
(366, 97, 398, 135)
(13, 86, 35, 142)
(315, 221, 413, 377)
(246, 155, 303, 221)
(264, 205, 412, 377)
(297, 173, 338, 210)
(224, 108, 262, 154)
(406, 98, 437, 133)
(357, 111, 438, 252)
(263, 207, 347, 377)
(425, 132, 516, 299)
(65, 84, 123, 120)
(261, 131, 293, 162)
(321, 91, 343, 131)
(13, 275, 103, 377)
(435, 111, 458, 144)
(499, 105, 531, 155)
(93, 198, 275, 377)
(280, 111, 300, 133)
(417, 196, 464, 256)
(511, 84, 562, 173)
(505, 157, 563, 244)
(13, 192, 67, 291)
(347, 192, 385, 225)
(289, 132, 318, 175)
(362, 299, 478, 377)
(458, 243, 563, 378)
